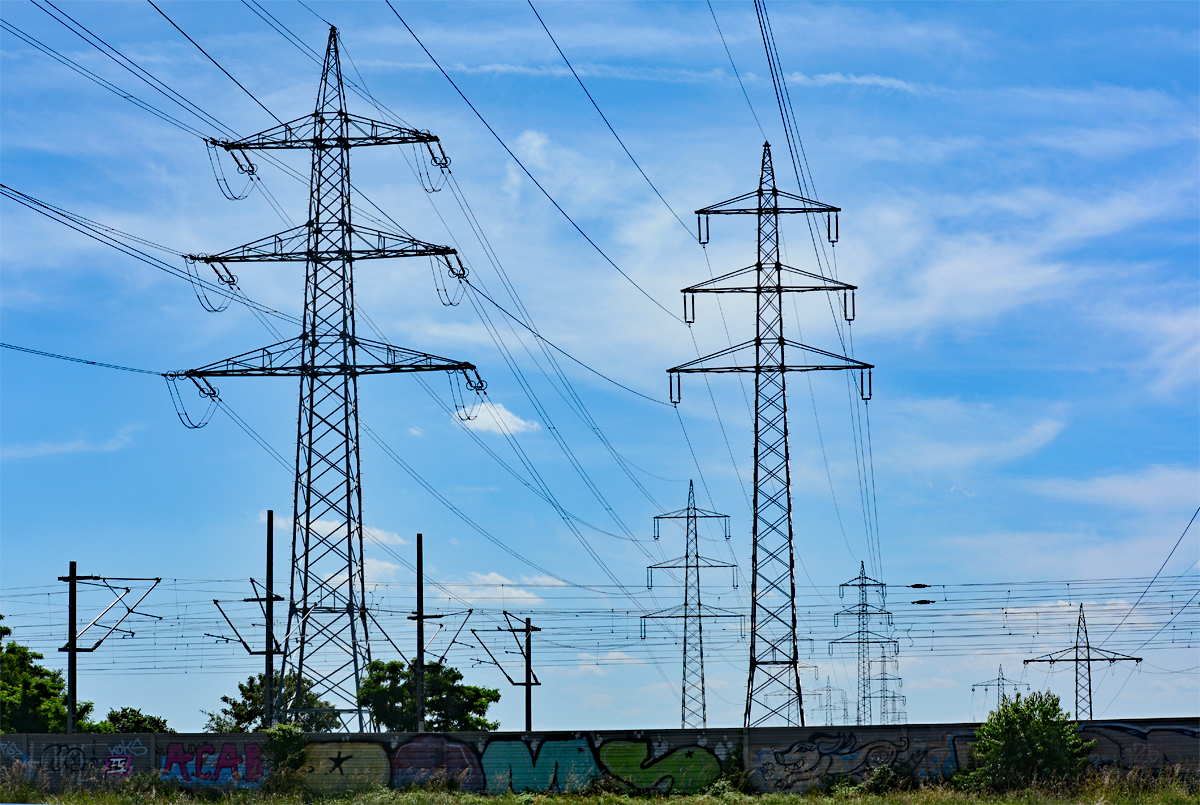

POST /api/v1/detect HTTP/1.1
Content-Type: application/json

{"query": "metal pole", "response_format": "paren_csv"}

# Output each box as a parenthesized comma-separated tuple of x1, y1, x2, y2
(67, 560, 77, 735)
(416, 533, 425, 733)
(524, 618, 532, 732)
(265, 510, 274, 727)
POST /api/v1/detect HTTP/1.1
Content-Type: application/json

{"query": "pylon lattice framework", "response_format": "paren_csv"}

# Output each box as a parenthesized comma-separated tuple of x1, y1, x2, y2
(831, 562, 897, 726)
(641, 481, 738, 728)
(182, 27, 481, 730)
(1024, 603, 1141, 721)
(669, 142, 873, 728)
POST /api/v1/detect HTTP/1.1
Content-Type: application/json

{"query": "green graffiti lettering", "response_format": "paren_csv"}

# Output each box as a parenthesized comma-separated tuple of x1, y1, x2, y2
(599, 741, 720, 793)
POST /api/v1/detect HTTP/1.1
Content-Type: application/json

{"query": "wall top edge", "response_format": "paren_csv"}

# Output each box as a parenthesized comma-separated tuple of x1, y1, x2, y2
(8, 716, 1196, 741)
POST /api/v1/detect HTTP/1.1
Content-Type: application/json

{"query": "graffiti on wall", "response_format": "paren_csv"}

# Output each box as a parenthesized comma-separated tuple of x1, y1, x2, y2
(757, 733, 928, 791)
(1082, 723, 1200, 768)
(160, 741, 264, 786)
(7, 719, 1195, 794)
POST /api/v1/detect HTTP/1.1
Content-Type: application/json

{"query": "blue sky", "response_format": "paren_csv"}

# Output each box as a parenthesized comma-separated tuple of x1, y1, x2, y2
(1, 1, 1197, 732)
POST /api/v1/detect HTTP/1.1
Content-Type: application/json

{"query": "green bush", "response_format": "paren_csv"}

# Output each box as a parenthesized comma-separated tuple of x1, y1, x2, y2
(969, 689, 1095, 791)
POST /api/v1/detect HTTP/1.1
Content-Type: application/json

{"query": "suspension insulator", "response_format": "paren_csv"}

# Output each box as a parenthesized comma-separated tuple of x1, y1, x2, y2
(827, 211, 839, 245)
(683, 292, 696, 324)
(669, 372, 682, 404)
(860, 368, 872, 402)
(697, 214, 710, 245)
(843, 290, 855, 322)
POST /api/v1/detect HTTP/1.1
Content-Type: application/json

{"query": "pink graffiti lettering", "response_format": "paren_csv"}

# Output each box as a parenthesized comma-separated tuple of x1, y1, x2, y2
(195, 745, 215, 781)
(163, 744, 194, 782)
(213, 744, 243, 781)
(244, 743, 263, 783)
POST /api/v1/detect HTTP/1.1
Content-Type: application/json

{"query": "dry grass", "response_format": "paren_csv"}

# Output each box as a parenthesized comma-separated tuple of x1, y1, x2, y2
(1, 765, 1194, 805)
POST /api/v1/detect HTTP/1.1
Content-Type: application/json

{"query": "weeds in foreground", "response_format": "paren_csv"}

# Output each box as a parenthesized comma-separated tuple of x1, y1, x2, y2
(1, 764, 1195, 805)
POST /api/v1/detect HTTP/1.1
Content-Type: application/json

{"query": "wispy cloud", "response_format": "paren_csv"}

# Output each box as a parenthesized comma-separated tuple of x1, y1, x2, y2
(1029, 465, 1199, 511)
(452, 572, 545, 605)
(787, 70, 926, 95)
(1, 424, 142, 459)
(884, 398, 1066, 471)
(457, 401, 540, 435)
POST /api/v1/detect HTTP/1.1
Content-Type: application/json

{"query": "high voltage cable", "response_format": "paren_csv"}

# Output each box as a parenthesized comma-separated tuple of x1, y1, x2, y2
(526, 0, 694, 242)
(706, 0, 766, 139)
(0, 343, 161, 376)
(1100, 506, 1199, 647)
(385, 1, 682, 324)
(145, 0, 285, 127)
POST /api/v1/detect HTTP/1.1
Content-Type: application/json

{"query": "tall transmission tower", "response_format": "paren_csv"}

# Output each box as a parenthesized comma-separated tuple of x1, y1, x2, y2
(1024, 603, 1141, 721)
(641, 481, 738, 728)
(831, 562, 896, 725)
(180, 27, 482, 730)
(668, 142, 872, 728)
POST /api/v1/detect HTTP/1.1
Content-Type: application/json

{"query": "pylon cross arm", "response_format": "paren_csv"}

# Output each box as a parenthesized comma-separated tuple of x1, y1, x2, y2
(684, 262, 855, 294)
(211, 113, 441, 151)
(181, 335, 477, 378)
(696, 188, 839, 215)
(189, 224, 455, 264)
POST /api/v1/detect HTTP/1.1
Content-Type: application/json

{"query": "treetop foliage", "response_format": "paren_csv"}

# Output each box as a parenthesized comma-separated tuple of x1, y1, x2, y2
(358, 660, 500, 732)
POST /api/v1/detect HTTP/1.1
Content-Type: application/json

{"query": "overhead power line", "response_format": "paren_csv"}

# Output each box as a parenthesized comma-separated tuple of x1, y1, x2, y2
(146, 0, 285, 126)
(385, 1, 682, 324)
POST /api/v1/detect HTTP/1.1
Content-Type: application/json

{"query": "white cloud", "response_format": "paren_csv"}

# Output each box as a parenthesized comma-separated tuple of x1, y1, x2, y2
(457, 401, 540, 434)
(787, 70, 924, 95)
(364, 558, 401, 584)
(452, 572, 544, 605)
(408, 425, 424, 436)
(884, 398, 1066, 471)
(1, 424, 141, 459)
(1030, 465, 1199, 511)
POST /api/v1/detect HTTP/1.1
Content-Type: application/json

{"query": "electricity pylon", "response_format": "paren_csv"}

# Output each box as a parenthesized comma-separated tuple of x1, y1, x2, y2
(180, 27, 481, 730)
(831, 562, 896, 725)
(668, 142, 872, 727)
(1024, 603, 1141, 720)
(810, 676, 848, 726)
(972, 664, 1029, 714)
(640, 481, 738, 728)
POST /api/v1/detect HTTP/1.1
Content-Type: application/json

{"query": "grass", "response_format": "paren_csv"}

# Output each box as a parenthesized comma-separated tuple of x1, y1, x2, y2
(0, 766, 1195, 805)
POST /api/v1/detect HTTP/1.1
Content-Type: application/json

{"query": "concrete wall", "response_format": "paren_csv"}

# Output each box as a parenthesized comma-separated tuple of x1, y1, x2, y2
(2, 718, 1195, 794)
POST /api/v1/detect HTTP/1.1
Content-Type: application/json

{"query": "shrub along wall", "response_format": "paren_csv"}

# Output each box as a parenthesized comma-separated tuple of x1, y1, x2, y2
(1, 717, 1195, 794)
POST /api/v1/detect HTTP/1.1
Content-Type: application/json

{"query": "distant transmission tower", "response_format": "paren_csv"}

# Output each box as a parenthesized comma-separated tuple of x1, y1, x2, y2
(1024, 603, 1141, 720)
(180, 27, 481, 730)
(669, 142, 872, 727)
(641, 481, 738, 728)
(972, 664, 1029, 715)
(810, 676, 848, 726)
(831, 562, 896, 725)
(872, 644, 906, 725)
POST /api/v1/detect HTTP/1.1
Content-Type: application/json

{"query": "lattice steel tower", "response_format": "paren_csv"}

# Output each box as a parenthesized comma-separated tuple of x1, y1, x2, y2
(831, 562, 896, 725)
(641, 481, 737, 728)
(182, 27, 481, 730)
(669, 143, 872, 727)
(1025, 603, 1141, 720)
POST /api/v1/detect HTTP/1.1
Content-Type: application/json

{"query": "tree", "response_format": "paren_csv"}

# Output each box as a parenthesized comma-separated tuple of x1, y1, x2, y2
(359, 660, 500, 732)
(103, 707, 173, 733)
(0, 614, 99, 733)
(970, 690, 1095, 790)
(204, 672, 340, 732)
